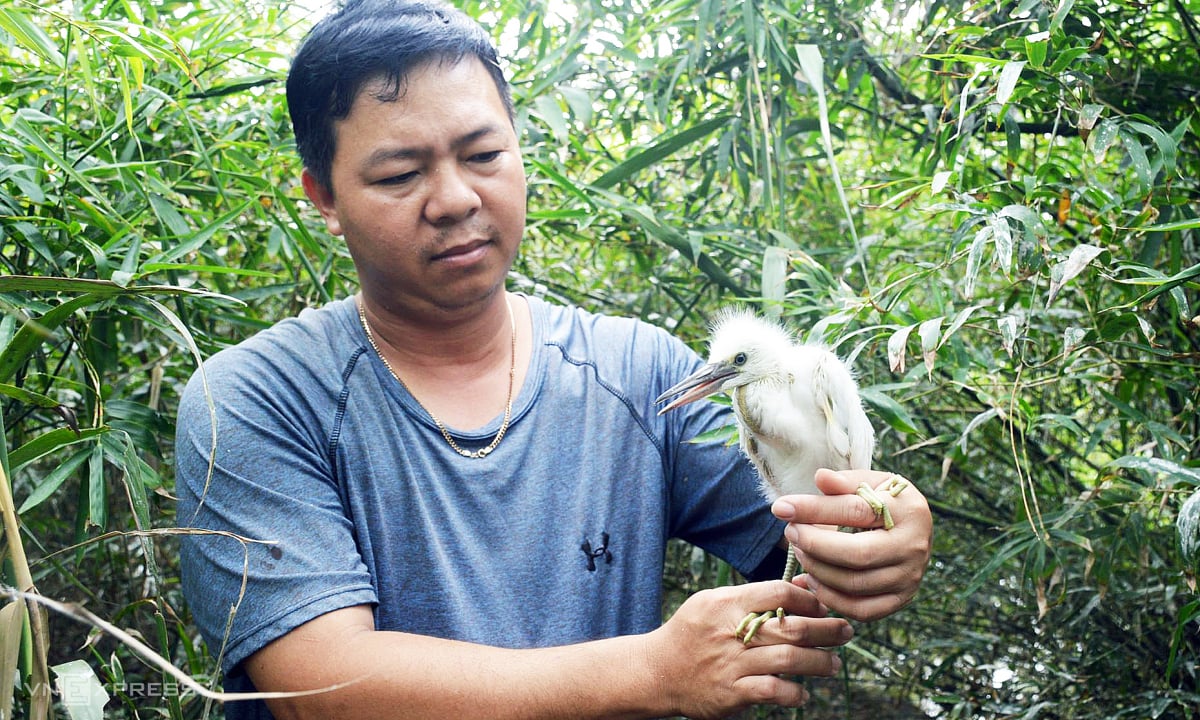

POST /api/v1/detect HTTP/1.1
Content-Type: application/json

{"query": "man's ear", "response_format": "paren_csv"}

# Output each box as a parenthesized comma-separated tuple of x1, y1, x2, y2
(301, 169, 343, 236)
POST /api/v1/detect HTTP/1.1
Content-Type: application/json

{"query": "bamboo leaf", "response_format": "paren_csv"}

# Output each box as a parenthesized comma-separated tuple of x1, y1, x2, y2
(1048, 244, 1105, 304)
(146, 198, 257, 265)
(87, 442, 107, 529)
(1121, 130, 1153, 192)
(0, 8, 64, 66)
(592, 115, 732, 189)
(918, 316, 944, 376)
(1167, 598, 1200, 678)
(761, 247, 788, 318)
(795, 44, 865, 283)
(1024, 32, 1048, 68)
(859, 387, 920, 436)
(930, 170, 953, 194)
(111, 432, 161, 587)
(1128, 121, 1178, 172)
(9, 427, 108, 472)
(1104, 262, 1199, 319)
(998, 313, 1020, 354)
(964, 534, 1033, 597)
(1078, 103, 1104, 133)
(0, 294, 98, 384)
(989, 215, 1013, 272)
(147, 193, 192, 238)
(1109, 455, 1200, 487)
(51, 660, 109, 720)
(16, 448, 90, 514)
(139, 263, 280, 279)
(1050, 0, 1076, 34)
(0, 383, 60, 409)
(118, 63, 136, 139)
(887, 324, 914, 374)
(1138, 217, 1200, 232)
(1088, 118, 1120, 161)
(0, 600, 22, 720)
(964, 224, 991, 298)
(942, 304, 984, 345)
(996, 60, 1025, 105)
(0, 275, 238, 301)
(958, 407, 1002, 453)
(532, 94, 568, 142)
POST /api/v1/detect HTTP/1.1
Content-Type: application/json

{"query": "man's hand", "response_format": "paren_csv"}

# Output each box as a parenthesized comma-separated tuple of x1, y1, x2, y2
(643, 580, 853, 720)
(771, 468, 933, 622)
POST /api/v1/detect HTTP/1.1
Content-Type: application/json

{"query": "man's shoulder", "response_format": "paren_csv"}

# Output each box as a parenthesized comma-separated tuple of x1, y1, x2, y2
(528, 295, 703, 405)
(181, 298, 358, 405)
(531, 295, 683, 358)
(209, 297, 354, 367)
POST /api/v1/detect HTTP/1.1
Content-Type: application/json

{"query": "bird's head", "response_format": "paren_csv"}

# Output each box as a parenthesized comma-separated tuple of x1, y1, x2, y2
(656, 308, 795, 414)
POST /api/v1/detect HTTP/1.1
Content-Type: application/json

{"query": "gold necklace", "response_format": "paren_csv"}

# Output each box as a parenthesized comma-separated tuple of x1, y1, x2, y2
(357, 296, 516, 459)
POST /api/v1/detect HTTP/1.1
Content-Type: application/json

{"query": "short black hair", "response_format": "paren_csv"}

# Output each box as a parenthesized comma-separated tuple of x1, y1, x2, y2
(286, 0, 514, 192)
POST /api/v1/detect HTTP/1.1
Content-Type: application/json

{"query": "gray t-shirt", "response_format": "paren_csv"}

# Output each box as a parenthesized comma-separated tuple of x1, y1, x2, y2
(176, 294, 781, 718)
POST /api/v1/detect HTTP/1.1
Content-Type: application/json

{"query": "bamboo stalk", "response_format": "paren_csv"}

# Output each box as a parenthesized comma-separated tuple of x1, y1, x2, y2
(0, 464, 50, 720)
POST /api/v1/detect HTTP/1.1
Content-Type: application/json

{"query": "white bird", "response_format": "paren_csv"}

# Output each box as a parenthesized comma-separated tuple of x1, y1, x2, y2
(656, 308, 902, 641)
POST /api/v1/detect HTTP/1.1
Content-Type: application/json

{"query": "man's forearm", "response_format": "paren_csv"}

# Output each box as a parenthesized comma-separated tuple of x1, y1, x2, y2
(249, 584, 850, 720)
(250, 618, 672, 720)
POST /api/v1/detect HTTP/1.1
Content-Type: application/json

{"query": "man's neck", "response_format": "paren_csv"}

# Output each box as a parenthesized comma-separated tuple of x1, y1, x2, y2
(359, 291, 531, 431)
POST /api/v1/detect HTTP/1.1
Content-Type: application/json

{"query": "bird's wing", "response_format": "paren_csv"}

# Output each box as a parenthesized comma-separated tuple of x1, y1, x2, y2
(820, 391, 853, 465)
(844, 398, 875, 471)
(813, 352, 875, 471)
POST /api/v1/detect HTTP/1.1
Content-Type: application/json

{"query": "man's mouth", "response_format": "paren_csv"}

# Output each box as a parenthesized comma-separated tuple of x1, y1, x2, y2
(431, 238, 491, 262)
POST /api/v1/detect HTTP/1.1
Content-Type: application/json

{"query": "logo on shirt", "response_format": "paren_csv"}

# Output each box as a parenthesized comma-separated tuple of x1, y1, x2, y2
(580, 532, 613, 572)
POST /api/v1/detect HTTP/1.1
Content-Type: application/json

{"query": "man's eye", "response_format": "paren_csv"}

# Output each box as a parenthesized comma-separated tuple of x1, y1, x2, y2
(470, 150, 501, 163)
(378, 172, 418, 185)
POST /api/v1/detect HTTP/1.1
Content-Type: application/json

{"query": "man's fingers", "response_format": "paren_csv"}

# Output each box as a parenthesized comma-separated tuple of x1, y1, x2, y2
(727, 580, 829, 620)
(743, 615, 853, 649)
(769, 469, 933, 622)
(731, 674, 810, 709)
(790, 546, 918, 597)
(794, 574, 916, 623)
(787, 523, 915, 571)
(740, 641, 845, 678)
(773, 469, 927, 530)
(772, 491, 874, 528)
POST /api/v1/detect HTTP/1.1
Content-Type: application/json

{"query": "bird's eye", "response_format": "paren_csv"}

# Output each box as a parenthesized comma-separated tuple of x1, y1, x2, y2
(733, 352, 748, 366)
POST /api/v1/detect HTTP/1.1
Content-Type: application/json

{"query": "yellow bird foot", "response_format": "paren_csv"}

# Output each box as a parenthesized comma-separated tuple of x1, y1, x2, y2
(735, 607, 784, 644)
(881, 474, 909, 497)
(855, 478, 906, 530)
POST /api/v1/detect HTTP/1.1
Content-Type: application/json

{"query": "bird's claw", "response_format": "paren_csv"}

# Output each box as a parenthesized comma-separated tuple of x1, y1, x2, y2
(735, 607, 784, 644)
(855, 477, 907, 530)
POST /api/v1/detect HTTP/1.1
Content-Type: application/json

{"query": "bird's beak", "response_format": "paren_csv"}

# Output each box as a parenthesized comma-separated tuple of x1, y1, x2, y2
(655, 361, 738, 415)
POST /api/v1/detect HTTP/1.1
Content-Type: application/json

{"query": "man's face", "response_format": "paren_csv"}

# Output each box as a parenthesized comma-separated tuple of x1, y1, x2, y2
(303, 57, 526, 319)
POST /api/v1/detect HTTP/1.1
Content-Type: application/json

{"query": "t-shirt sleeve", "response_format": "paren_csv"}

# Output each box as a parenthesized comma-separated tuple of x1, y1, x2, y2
(175, 342, 377, 675)
(652, 330, 785, 577)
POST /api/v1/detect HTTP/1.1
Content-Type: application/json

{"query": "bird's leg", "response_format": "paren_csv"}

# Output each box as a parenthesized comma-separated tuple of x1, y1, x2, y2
(735, 547, 799, 644)
(781, 545, 799, 583)
(855, 478, 908, 530)
(734, 607, 782, 644)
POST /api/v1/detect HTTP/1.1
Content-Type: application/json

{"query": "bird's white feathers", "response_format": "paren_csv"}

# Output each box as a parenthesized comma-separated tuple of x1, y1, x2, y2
(704, 308, 875, 501)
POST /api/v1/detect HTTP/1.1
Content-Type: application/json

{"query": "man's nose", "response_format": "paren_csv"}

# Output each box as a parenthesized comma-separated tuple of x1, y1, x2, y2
(423, 164, 481, 224)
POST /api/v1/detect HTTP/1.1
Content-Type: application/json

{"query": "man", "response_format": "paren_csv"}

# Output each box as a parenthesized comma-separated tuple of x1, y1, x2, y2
(175, 1, 933, 718)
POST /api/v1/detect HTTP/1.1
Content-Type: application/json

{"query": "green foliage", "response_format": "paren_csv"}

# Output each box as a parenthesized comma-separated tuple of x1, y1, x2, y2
(498, 0, 1200, 716)
(0, 1, 341, 716)
(1, 0, 1197, 718)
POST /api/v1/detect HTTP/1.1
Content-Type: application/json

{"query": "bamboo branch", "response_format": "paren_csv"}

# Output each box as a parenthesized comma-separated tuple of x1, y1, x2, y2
(0, 586, 362, 704)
